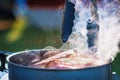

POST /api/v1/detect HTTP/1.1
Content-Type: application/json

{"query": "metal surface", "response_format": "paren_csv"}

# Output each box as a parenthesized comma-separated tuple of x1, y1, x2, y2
(6, 49, 113, 80)
(0, 51, 11, 71)
(0, 54, 6, 71)
(0, 72, 120, 80)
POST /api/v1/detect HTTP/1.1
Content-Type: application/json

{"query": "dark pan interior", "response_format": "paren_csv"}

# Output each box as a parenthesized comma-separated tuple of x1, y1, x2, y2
(9, 50, 64, 66)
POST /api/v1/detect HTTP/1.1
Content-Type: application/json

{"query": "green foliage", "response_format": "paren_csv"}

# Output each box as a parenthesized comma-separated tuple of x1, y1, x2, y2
(0, 26, 62, 52)
(112, 52, 120, 77)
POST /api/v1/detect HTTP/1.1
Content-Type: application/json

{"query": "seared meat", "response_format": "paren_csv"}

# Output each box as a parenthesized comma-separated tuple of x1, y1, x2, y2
(31, 50, 107, 69)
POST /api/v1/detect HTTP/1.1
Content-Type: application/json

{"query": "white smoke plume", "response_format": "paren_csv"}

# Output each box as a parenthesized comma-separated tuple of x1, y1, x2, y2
(96, 2, 120, 61)
(68, 0, 120, 61)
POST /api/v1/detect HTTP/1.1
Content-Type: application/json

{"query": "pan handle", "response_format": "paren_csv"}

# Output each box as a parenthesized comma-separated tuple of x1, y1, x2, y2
(0, 51, 12, 71)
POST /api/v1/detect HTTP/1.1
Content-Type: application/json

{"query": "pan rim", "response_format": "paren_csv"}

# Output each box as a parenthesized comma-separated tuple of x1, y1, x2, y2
(6, 49, 114, 71)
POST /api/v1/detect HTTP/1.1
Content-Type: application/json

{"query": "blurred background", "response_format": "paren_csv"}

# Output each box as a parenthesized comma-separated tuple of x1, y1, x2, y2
(0, 0, 65, 52)
(0, 0, 120, 77)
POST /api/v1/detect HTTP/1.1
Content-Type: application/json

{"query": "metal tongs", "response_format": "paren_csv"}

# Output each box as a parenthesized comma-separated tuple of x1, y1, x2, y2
(87, 0, 99, 52)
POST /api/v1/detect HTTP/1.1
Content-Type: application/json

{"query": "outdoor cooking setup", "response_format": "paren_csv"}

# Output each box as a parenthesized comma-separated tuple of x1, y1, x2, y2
(0, 49, 120, 80)
(0, 0, 120, 80)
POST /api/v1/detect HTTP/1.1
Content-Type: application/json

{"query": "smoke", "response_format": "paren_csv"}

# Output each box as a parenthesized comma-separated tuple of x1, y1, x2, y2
(96, 0, 120, 61)
(69, 0, 120, 61)
(96, 16, 120, 61)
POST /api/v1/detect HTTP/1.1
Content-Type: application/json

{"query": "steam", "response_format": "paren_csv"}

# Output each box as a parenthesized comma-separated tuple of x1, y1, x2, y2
(93, 0, 120, 61)
(69, 0, 120, 61)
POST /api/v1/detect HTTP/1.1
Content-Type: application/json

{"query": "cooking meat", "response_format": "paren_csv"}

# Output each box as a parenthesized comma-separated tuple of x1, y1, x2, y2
(42, 50, 64, 60)
(31, 50, 107, 69)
